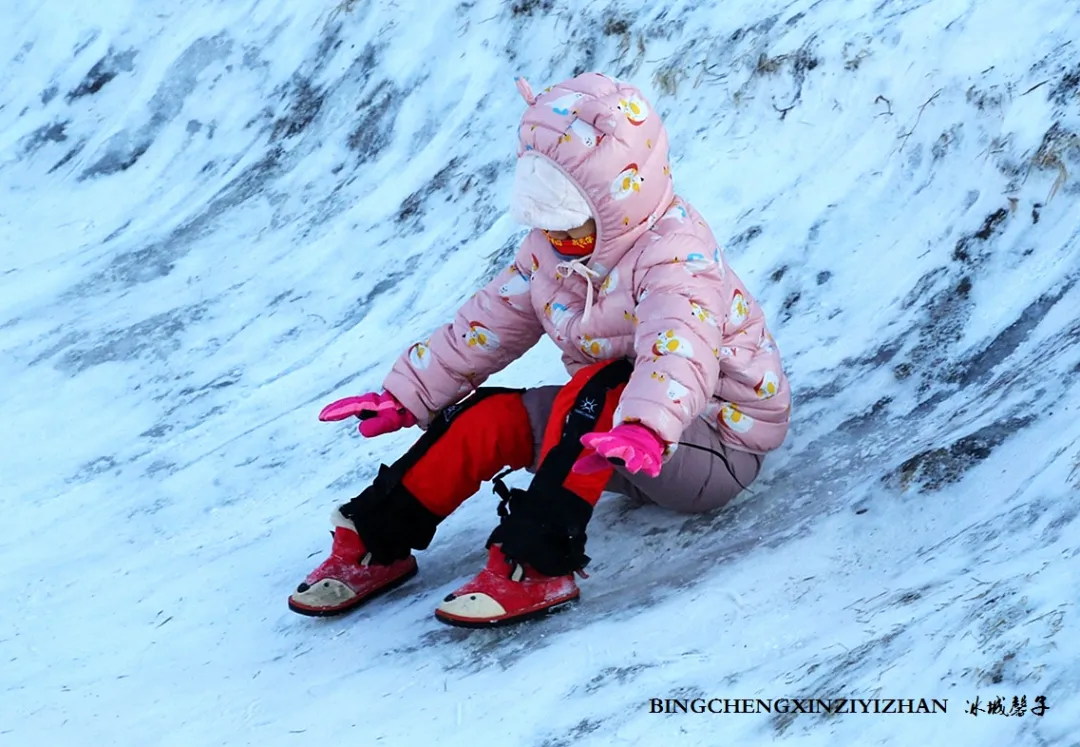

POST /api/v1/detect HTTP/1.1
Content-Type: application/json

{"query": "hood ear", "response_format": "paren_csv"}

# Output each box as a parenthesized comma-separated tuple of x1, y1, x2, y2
(514, 76, 536, 105)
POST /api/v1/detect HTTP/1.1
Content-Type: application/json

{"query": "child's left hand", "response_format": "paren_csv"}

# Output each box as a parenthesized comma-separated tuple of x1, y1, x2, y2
(574, 423, 665, 478)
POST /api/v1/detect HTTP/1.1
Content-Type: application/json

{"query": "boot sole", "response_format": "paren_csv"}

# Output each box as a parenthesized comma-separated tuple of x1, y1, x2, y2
(433, 592, 580, 629)
(288, 563, 419, 618)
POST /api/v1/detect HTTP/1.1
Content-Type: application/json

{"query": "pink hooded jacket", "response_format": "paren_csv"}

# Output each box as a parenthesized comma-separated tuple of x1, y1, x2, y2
(383, 73, 791, 455)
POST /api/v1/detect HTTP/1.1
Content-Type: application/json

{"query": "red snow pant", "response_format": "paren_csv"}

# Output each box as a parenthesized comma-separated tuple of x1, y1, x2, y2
(402, 360, 628, 516)
(340, 360, 763, 568)
(400, 360, 762, 520)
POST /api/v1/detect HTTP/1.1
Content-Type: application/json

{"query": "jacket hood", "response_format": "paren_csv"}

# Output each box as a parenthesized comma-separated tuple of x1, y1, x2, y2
(514, 72, 675, 277)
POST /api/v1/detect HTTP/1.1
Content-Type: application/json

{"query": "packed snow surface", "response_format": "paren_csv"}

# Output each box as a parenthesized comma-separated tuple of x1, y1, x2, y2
(2, 0, 1079, 744)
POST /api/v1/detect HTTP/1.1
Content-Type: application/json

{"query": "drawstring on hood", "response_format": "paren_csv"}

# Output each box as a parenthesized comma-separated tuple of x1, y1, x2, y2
(554, 258, 601, 322)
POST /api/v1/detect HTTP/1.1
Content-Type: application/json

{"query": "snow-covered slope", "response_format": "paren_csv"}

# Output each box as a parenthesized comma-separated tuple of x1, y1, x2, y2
(2, 0, 1079, 744)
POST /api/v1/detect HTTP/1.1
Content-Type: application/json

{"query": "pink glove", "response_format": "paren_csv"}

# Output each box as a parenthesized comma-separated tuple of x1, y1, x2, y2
(319, 391, 417, 438)
(573, 423, 665, 478)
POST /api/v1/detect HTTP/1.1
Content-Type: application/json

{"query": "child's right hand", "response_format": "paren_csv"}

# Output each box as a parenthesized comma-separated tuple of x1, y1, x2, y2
(319, 391, 417, 438)
(575, 423, 665, 478)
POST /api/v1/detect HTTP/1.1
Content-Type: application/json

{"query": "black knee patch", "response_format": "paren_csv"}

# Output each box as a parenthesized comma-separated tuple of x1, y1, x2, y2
(339, 465, 439, 564)
(487, 481, 594, 577)
(340, 387, 524, 564)
(486, 359, 633, 576)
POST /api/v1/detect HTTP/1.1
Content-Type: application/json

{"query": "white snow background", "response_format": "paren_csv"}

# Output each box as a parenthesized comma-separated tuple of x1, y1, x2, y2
(2, 0, 1079, 745)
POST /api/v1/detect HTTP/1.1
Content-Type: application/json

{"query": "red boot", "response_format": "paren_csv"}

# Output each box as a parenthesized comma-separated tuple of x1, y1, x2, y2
(433, 358, 630, 628)
(434, 544, 581, 627)
(288, 509, 418, 617)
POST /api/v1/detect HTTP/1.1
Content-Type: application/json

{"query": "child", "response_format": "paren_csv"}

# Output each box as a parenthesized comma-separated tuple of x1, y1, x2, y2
(288, 73, 791, 627)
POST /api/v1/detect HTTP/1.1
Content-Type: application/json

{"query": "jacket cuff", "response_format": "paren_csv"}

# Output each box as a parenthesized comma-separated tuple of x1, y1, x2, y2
(382, 373, 433, 429)
(613, 396, 683, 455)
